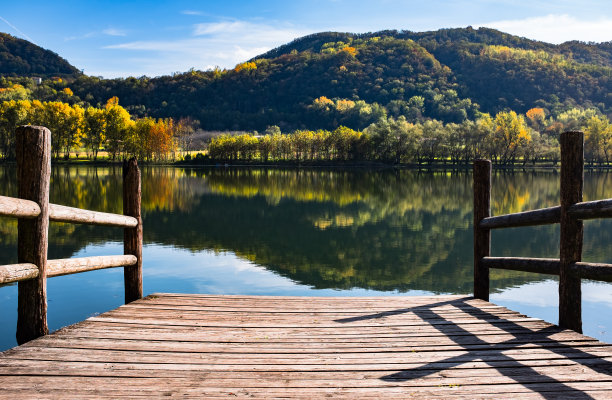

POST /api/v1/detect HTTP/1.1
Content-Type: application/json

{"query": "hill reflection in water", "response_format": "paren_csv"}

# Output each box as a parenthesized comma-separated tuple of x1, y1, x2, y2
(1, 166, 612, 349)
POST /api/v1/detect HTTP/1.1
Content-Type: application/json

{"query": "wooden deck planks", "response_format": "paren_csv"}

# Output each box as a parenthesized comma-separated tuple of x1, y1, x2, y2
(2, 294, 612, 398)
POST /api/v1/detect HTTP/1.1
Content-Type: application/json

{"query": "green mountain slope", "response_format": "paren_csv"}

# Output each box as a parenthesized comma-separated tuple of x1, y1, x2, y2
(1, 28, 612, 131)
(0, 33, 80, 78)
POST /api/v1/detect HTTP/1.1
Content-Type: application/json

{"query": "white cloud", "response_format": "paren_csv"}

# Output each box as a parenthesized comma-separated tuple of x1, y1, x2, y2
(65, 28, 126, 42)
(194, 21, 247, 35)
(181, 10, 205, 16)
(102, 19, 309, 77)
(65, 31, 96, 41)
(102, 28, 127, 37)
(478, 14, 612, 44)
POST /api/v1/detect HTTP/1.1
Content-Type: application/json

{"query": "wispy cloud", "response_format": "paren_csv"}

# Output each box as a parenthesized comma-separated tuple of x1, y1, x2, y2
(478, 14, 612, 44)
(65, 31, 96, 41)
(102, 28, 127, 37)
(181, 10, 205, 16)
(194, 21, 246, 35)
(65, 28, 127, 42)
(103, 19, 309, 76)
(0, 14, 35, 44)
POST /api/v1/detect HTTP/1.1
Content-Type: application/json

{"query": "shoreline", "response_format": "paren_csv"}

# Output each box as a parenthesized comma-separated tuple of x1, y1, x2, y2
(3, 158, 612, 170)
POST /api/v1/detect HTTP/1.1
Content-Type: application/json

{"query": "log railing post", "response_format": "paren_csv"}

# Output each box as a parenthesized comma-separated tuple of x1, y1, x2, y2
(16, 126, 51, 344)
(123, 158, 142, 303)
(473, 159, 491, 301)
(559, 131, 584, 332)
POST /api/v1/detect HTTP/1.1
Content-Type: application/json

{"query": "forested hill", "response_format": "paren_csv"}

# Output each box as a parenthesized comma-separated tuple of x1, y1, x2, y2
(0, 33, 80, 78)
(1, 27, 612, 131)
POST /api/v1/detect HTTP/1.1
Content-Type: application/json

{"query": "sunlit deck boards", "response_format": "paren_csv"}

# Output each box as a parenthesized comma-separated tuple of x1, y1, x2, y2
(1, 294, 612, 398)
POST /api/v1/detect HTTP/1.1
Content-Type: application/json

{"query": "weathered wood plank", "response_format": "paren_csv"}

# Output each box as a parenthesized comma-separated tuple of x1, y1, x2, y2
(2, 294, 612, 398)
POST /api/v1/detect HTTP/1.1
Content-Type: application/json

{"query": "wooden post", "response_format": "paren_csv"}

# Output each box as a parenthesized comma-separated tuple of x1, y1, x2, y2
(559, 131, 583, 332)
(16, 126, 51, 344)
(473, 159, 491, 301)
(123, 158, 142, 303)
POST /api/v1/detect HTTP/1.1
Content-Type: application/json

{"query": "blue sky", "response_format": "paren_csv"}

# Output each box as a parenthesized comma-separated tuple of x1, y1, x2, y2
(1, 0, 612, 78)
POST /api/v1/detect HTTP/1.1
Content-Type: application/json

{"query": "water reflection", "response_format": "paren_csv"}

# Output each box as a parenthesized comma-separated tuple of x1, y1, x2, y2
(0, 166, 611, 350)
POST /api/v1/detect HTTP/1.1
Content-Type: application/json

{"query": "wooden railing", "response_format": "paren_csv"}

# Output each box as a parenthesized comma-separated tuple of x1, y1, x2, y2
(474, 130, 612, 333)
(0, 126, 142, 344)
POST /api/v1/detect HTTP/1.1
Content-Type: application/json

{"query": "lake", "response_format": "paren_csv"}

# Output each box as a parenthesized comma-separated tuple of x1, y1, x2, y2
(1, 165, 612, 351)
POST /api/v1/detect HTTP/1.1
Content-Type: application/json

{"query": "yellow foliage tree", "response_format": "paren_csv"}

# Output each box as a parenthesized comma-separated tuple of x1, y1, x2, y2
(492, 111, 531, 163)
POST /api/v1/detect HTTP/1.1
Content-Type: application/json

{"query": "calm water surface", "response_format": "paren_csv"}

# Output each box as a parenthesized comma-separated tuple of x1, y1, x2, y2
(1, 166, 612, 351)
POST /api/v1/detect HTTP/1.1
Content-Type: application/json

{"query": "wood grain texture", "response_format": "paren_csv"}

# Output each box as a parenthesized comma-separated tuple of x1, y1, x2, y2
(15, 126, 51, 345)
(49, 204, 137, 227)
(47, 255, 137, 278)
(123, 158, 142, 303)
(473, 159, 491, 300)
(0, 263, 38, 284)
(2, 294, 612, 398)
(0, 256, 135, 284)
(0, 195, 40, 219)
(559, 131, 584, 333)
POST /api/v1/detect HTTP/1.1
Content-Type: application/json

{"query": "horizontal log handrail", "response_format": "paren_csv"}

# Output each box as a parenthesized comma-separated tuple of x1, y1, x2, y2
(49, 204, 137, 227)
(479, 206, 561, 229)
(571, 262, 612, 283)
(0, 195, 137, 228)
(47, 255, 137, 277)
(0, 263, 39, 284)
(568, 199, 612, 221)
(0, 255, 137, 284)
(0, 196, 41, 219)
(481, 257, 560, 275)
(482, 258, 612, 283)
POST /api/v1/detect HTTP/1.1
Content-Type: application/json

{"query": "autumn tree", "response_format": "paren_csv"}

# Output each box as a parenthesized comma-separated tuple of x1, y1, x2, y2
(104, 97, 132, 160)
(491, 111, 531, 164)
(584, 115, 612, 164)
(83, 106, 106, 160)
(525, 107, 546, 131)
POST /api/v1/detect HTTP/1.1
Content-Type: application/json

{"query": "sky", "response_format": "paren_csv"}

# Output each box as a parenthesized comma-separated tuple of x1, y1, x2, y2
(1, 0, 612, 78)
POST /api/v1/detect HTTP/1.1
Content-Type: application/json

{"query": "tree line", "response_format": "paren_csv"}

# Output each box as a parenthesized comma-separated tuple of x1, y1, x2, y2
(0, 97, 187, 161)
(207, 107, 612, 165)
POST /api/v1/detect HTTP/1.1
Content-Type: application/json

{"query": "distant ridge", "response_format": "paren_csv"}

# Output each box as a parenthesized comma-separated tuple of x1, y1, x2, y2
(0, 33, 80, 78)
(1, 27, 611, 131)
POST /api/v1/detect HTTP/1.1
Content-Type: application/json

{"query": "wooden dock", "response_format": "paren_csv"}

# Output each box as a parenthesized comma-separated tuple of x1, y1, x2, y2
(2, 294, 612, 399)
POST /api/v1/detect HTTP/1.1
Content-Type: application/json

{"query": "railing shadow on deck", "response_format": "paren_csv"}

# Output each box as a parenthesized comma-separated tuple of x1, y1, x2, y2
(335, 297, 612, 399)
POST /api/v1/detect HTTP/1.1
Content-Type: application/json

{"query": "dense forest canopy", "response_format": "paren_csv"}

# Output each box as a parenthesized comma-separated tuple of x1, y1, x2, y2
(1, 27, 612, 132)
(1, 28, 612, 163)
